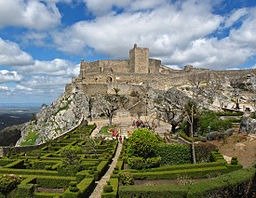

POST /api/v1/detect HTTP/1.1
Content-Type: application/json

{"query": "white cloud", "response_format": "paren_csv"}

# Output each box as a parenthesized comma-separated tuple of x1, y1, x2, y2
(83, 0, 132, 16)
(53, 1, 256, 69)
(0, 37, 34, 66)
(0, 85, 9, 91)
(0, 70, 23, 83)
(53, 0, 222, 58)
(17, 59, 79, 76)
(224, 8, 248, 28)
(0, 0, 61, 30)
(16, 84, 32, 91)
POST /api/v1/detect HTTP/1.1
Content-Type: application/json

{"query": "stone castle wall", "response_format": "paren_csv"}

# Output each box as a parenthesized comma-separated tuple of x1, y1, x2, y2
(66, 45, 256, 96)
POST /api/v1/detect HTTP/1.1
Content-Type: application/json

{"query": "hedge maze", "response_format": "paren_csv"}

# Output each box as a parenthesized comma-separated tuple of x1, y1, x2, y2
(0, 121, 118, 197)
(102, 140, 256, 198)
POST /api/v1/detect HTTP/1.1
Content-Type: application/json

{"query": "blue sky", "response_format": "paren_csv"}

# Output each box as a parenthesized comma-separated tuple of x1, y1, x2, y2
(0, 0, 256, 105)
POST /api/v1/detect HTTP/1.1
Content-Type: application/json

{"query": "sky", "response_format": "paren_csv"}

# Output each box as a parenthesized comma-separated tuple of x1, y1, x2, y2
(0, 0, 256, 105)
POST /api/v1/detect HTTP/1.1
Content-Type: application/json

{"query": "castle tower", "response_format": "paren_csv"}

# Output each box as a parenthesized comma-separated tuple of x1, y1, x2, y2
(129, 44, 149, 73)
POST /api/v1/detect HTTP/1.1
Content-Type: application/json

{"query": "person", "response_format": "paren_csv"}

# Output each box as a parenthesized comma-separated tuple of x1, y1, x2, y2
(119, 136, 123, 144)
(112, 131, 116, 140)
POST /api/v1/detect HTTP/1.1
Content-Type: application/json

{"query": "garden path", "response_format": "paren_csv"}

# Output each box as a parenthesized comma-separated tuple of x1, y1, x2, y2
(89, 142, 122, 198)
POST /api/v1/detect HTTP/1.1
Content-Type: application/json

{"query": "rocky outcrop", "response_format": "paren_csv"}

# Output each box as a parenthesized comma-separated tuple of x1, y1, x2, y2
(16, 90, 90, 146)
(231, 74, 256, 93)
(239, 115, 256, 134)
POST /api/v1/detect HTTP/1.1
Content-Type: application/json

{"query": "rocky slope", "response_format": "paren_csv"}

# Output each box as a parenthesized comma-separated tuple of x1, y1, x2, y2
(16, 90, 90, 146)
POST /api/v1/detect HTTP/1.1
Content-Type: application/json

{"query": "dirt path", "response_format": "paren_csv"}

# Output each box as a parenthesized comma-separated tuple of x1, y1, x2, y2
(211, 133, 256, 168)
(89, 142, 122, 198)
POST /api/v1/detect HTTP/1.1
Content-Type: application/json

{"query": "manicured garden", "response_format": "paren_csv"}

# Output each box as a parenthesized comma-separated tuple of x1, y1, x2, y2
(102, 128, 256, 198)
(0, 121, 118, 197)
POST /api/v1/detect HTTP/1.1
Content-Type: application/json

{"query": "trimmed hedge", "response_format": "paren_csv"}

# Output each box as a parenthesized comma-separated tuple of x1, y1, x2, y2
(155, 144, 192, 165)
(0, 159, 15, 166)
(119, 184, 189, 198)
(118, 168, 255, 198)
(36, 175, 76, 188)
(96, 160, 109, 180)
(0, 168, 58, 176)
(64, 177, 95, 198)
(4, 159, 25, 169)
(130, 166, 228, 180)
(187, 168, 255, 197)
(122, 160, 227, 173)
(34, 192, 63, 198)
(16, 184, 35, 198)
(101, 178, 119, 198)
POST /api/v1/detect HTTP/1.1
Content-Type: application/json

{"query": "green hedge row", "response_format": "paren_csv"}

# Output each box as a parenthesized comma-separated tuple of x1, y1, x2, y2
(36, 175, 76, 188)
(118, 168, 255, 198)
(96, 160, 109, 180)
(0, 159, 15, 166)
(4, 159, 25, 169)
(102, 178, 119, 198)
(187, 168, 255, 197)
(119, 184, 189, 198)
(34, 192, 63, 198)
(63, 177, 95, 198)
(131, 166, 228, 180)
(154, 144, 192, 165)
(0, 168, 58, 176)
(122, 160, 227, 173)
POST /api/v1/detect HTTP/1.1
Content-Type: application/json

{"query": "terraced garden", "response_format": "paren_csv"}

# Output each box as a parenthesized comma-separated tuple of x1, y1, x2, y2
(0, 121, 118, 197)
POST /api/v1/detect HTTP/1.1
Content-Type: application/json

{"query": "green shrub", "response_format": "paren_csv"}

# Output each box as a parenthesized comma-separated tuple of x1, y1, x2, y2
(119, 184, 188, 198)
(119, 172, 134, 186)
(127, 157, 144, 170)
(131, 166, 228, 180)
(36, 175, 75, 188)
(127, 128, 159, 159)
(0, 174, 22, 195)
(155, 144, 191, 165)
(187, 168, 255, 197)
(103, 185, 113, 193)
(16, 183, 35, 198)
(231, 156, 238, 165)
(102, 178, 118, 198)
(4, 159, 25, 169)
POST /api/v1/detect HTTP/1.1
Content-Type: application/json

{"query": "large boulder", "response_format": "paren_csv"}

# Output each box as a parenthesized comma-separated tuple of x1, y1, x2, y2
(239, 116, 256, 134)
(224, 128, 234, 136)
(207, 131, 220, 140)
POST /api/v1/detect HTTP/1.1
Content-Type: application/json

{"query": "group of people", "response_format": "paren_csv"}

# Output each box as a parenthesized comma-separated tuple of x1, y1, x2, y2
(112, 131, 123, 143)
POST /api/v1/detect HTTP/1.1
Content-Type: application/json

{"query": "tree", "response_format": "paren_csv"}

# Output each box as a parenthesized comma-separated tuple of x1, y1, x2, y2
(88, 97, 94, 121)
(153, 90, 184, 133)
(184, 100, 197, 164)
(113, 87, 120, 96)
(95, 94, 119, 126)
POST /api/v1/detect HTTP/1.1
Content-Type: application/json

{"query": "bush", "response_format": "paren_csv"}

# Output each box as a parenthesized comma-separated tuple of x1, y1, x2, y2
(127, 157, 161, 169)
(119, 184, 188, 198)
(103, 185, 113, 193)
(0, 174, 22, 195)
(127, 157, 144, 170)
(231, 156, 238, 165)
(187, 168, 255, 197)
(155, 143, 191, 165)
(119, 172, 134, 186)
(127, 128, 159, 159)
(195, 143, 217, 163)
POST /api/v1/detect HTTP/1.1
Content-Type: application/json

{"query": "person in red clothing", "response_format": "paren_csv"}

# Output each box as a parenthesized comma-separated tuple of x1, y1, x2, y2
(112, 131, 116, 140)
(119, 136, 122, 143)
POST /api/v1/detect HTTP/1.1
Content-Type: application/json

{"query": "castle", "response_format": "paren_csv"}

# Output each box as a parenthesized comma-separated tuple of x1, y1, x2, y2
(65, 44, 256, 95)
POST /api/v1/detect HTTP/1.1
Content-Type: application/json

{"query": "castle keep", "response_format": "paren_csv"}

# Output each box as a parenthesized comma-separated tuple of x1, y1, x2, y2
(65, 44, 256, 95)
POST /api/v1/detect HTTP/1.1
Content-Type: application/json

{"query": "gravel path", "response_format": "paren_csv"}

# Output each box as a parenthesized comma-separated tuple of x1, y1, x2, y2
(89, 142, 123, 198)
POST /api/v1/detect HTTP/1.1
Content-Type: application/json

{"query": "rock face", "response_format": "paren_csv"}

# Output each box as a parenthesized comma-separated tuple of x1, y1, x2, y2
(16, 90, 90, 146)
(240, 115, 256, 134)
(231, 74, 256, 93)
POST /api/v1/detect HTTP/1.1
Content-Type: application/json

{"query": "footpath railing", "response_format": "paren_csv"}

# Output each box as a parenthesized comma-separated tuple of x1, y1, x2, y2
(0, 115, 84, 157)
